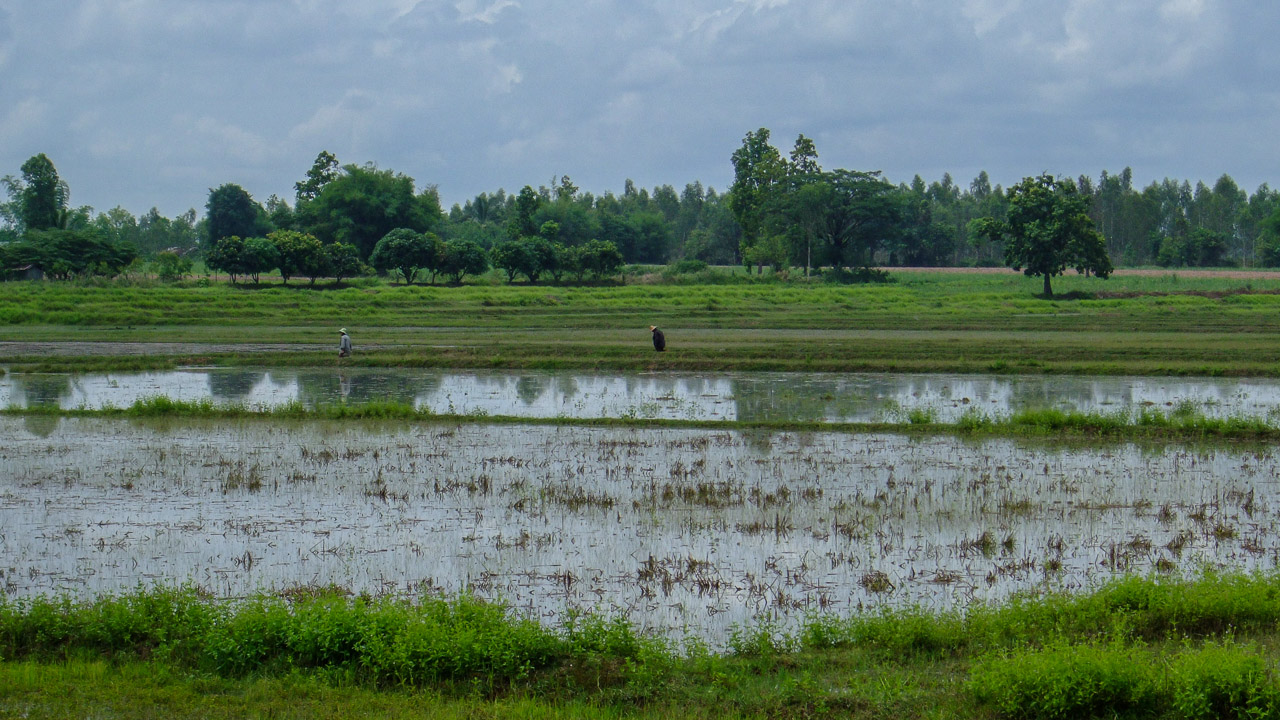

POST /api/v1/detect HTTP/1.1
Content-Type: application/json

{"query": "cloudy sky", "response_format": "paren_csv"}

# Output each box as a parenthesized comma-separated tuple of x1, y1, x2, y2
(1, 0, 1277, 219)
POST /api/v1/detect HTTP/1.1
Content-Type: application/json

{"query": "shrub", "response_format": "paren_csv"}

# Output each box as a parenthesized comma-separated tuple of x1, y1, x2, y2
(151, 251, 193, 282)
(968, 641, 1160, 719)
(1168, 641, 1280, 719)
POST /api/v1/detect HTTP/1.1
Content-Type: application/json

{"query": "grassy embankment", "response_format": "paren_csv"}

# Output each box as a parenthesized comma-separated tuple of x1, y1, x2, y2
(4, 269, 1280, 376)
(8, 395, 1280, 443)
(5, 574, 1280, 718)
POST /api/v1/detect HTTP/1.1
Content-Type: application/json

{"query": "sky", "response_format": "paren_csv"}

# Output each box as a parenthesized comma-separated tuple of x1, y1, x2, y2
(1, 0, 1278, 220)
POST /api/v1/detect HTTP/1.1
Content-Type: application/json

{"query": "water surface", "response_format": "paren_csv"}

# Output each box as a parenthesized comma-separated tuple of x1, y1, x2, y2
(5, 367, 1280, 423)
(3, 417, 1276, 643)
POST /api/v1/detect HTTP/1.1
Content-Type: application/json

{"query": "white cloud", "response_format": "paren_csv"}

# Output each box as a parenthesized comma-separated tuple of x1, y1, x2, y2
(454, 38, 524, 95)
(960, 0, 1021, 36)
(288, 91, 378, 147)
(455, 0, 518, 24)
(0, 98, 48, 143)
(615, 48, 682, 86)
(186, 116, 279, 165)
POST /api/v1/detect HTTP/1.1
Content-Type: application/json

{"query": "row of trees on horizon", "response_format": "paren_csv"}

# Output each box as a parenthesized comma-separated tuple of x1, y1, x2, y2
(5, 132, 1280, 281)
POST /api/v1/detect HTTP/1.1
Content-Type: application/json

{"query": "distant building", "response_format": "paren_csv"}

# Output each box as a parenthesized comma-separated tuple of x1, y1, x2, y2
(5, 264, 43, 281)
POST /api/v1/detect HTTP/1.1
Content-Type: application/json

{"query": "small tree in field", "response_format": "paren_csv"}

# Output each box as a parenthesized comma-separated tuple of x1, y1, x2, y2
(269, 230, 325, 285)
(324, 242, 362, 286)
(206, 235, 247, 284)
(440, 239, 489, 284)
(491, 239, 535, 283)
(240, 237, 279, 284)
(579, 239, 623, 280)
(370, 228, 438, 284)
(974, 173, 1112, 297)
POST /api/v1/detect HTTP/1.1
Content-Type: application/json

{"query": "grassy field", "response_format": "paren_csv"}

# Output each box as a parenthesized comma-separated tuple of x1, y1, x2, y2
(5, 575, 1280, 719)
(5, 268, 1280, 375)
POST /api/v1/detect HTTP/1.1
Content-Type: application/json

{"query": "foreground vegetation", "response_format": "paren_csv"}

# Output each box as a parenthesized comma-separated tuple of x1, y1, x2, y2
(6, 270, 1280, 377)
(5, 574, 1280, 718)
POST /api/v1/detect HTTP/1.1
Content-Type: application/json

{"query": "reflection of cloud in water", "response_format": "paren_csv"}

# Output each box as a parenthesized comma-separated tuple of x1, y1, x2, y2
(417, 373, 737, 420)
(6, 369, 1280, 423)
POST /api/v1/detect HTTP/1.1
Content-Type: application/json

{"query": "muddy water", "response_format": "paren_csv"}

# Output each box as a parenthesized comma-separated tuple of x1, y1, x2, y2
(3, 417, 1276, 643)
(6, 367, 1280, 423)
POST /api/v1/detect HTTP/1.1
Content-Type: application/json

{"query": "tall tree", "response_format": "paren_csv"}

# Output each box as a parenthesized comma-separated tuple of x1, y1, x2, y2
(975, 174, 1112, 297)
(17, 153, 67, 232)
(507, 185, 542, 240)
(728, 128, 786, 272)
(294, 151, 340, 204)
(789, 134, 820, 175)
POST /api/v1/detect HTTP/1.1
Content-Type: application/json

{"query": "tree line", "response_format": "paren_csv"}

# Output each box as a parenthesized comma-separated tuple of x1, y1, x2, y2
(4, 132, 1280, 284)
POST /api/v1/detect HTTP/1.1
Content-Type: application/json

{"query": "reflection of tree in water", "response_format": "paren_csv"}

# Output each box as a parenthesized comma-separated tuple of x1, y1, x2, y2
(552, 375, 579, 402)
(208, 371, 264, 403)
(1006, 377, 1103, 415)
(739, 428, 776, 455)
(516, 376, 547, 406)
(731, 376, 854, 423)
(23, 414, 61, 438)
(293, 370, 440, 406)
(16, 374, 73, 407)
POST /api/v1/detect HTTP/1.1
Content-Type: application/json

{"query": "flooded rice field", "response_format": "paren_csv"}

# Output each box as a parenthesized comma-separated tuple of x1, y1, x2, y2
(3, 416, 1278, 643)
(6, 367, 1280, 423)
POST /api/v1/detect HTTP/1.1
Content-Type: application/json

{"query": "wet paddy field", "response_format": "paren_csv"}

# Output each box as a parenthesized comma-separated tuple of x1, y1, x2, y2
(3, 416, 1276, 644)
(8, 367, 1280, 423)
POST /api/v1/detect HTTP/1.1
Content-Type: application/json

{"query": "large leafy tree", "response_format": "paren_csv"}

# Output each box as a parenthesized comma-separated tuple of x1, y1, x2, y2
(813, 170, 902, 269)
(12, 228, 136, 279)
(440, 239, 489, 284)
(975, 174, 1112, 297)
(206, 235, 248, 284)
(369, 228, 440, 284)
(240, 237, 279, 284)
(771, 169, 901, 273)
(206, 184, 267, 245)
(296, 164, 441, 261)
(491, 238, 538, 283)
(576, 239, 624, 280)
(268, 230, 325, 285)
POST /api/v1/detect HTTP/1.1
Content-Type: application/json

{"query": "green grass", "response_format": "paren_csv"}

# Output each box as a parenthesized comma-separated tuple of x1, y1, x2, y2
(8, 574, 1280, 718)
(6, 271, 1280, 376)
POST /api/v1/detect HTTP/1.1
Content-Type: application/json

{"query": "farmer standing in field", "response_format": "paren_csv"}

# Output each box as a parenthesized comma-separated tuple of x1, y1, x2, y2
(649, 325, 666, 352)
(338, 328, 352, 359)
